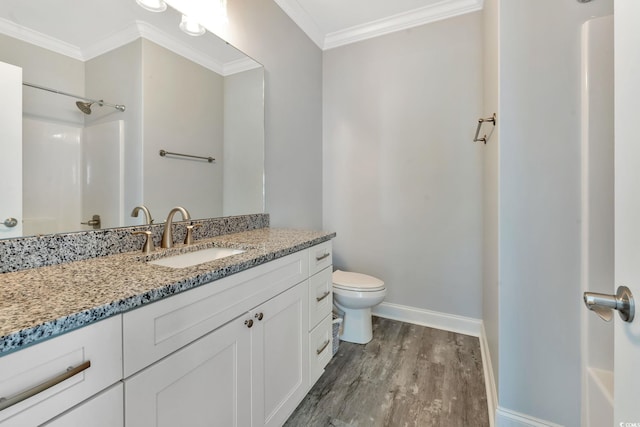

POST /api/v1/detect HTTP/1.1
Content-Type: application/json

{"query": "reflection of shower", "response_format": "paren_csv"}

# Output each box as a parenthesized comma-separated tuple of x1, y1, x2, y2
(76, 101, 95, 115)
(22, 82, 126, 114)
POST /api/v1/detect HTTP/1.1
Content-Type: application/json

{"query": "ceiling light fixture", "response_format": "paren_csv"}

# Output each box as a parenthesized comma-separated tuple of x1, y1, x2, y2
(135, 0, 167, 13)
(179, 15, 206, 36)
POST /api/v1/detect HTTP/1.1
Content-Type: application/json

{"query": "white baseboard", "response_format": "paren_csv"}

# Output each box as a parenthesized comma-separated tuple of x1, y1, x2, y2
(496, 407, 564, 427)
(480, 323, 497, 427)
(371, 302, 483, 337)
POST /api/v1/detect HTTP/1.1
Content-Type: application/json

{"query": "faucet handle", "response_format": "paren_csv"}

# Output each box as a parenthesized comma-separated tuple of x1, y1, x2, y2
(184, 224, 202, 245)
(133, 230, 155, 254)
(131, 205, 153, 224)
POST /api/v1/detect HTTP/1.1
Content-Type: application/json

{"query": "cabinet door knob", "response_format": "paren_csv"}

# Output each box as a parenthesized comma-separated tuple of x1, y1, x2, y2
(255, 312, 264, 321)
(2, 218, 18, 228)
(245, 319, 254, 328)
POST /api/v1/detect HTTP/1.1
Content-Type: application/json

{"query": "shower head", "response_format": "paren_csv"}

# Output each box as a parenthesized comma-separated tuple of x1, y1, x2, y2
(76, 101, 94, 115)
(76, 99, 125, 114)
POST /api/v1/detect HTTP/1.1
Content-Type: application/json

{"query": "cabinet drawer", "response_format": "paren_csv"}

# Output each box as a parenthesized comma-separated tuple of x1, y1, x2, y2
(308, 314, 332, 386)
(123, 249, 309, 377)
(42, 383, 123, 427)
(308, 267, 332, 330)
(309, 241, 332, 276)
(0, 316, 122, 426)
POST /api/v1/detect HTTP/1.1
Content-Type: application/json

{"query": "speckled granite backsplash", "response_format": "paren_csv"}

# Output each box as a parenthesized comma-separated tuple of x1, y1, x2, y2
(0, 214, 269, 274)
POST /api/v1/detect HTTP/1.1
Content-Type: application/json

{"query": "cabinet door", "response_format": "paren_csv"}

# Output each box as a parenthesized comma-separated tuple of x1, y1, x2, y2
(251, 282, 309, 427)
(124, 317, 251, 427)
(41, 383, 123, 427)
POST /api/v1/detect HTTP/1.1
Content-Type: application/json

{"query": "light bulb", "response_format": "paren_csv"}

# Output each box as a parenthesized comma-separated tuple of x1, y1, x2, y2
(179, 15, 206, 36)
(135, 0, 167, 13)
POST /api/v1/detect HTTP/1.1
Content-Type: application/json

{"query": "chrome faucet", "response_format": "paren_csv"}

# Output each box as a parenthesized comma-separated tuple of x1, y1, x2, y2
(131, 205, 153, 224)
(161, 207, 191, 248)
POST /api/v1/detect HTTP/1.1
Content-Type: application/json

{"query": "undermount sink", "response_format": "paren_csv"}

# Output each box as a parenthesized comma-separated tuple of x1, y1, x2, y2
(149, 247, 246, 269)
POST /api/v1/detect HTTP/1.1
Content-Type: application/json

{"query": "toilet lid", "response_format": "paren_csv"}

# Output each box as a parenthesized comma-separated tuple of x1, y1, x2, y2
(332, 270, 385, 291)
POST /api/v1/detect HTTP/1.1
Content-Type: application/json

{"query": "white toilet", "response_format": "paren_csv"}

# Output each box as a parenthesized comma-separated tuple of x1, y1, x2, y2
(332, 270, 386, 344)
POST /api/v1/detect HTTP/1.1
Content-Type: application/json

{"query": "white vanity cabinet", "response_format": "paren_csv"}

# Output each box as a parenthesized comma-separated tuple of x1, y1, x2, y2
(0, 316, 122, 427)
(123, 248, 316, 427)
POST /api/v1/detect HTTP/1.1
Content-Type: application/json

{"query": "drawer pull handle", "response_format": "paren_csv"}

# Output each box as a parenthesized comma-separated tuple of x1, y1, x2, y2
(316, 340, 330, 355)
(0, 360, 91, 411)
(316, 252, 331, 262)
(316, 291, 331, 302)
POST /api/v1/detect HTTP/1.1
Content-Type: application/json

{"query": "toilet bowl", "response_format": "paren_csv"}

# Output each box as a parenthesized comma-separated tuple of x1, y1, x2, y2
(332, 270, 386, 344)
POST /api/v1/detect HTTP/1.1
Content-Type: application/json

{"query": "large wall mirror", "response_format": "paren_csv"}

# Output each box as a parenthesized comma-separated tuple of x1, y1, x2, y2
(0, 0, 264, 239)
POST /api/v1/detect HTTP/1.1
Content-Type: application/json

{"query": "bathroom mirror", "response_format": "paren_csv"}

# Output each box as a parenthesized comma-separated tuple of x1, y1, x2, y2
(0, 0, 264, 239)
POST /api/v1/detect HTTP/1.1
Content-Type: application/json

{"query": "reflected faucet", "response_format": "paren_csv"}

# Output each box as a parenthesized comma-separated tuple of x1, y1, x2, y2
(131, 205, 153, 224)
(161, 207, 191, 249)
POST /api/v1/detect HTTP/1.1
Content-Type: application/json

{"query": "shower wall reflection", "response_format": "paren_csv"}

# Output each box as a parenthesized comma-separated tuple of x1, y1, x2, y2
(22, 119, 83, 235)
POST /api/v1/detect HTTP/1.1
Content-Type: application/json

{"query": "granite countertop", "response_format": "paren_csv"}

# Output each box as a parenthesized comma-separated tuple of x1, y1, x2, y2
(0, 228, 335, 355)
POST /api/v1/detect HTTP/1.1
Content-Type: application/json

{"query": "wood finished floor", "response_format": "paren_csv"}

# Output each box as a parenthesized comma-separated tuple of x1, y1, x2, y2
(285, 317, 489, 427)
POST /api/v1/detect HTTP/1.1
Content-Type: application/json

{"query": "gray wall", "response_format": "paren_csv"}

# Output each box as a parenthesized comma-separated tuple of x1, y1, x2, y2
(141, 39, 224, 219)
(223, 67, 265, 216)
(495, 0, 613, 424)
(222, 0, 323, 229)
(85, 39, 143, 224)
(322, 12, 484, 318)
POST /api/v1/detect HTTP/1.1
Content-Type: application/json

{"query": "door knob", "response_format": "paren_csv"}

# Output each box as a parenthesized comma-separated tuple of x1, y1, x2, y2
(2, 218, 18, 228)
(583, 285, 635, 322)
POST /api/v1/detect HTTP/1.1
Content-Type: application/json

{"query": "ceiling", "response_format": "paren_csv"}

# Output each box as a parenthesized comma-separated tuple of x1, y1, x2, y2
(273, 0, 484, 50)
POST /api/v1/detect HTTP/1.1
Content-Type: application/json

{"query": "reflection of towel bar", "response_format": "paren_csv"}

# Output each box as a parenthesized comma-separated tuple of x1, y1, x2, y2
(473, 113, 497, 144)
(159, 149, 215, 163)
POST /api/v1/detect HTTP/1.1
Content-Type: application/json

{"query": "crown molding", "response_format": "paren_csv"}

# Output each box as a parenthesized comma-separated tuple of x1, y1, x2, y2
(133, 21, 226, 75)
(272, 0, 325, 49)
(324, 0, 484, 50)
(81, 22, 141, 61)
(274, 0, 484, 51)
(223, 57, 262, 75)
(0, 18, 245, 76)
(0, 17, 83, 60)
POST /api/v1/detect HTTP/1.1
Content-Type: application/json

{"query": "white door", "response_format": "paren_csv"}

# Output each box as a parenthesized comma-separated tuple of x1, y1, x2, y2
(0, 61, 22, 238)
(614, 0, 640, 422)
